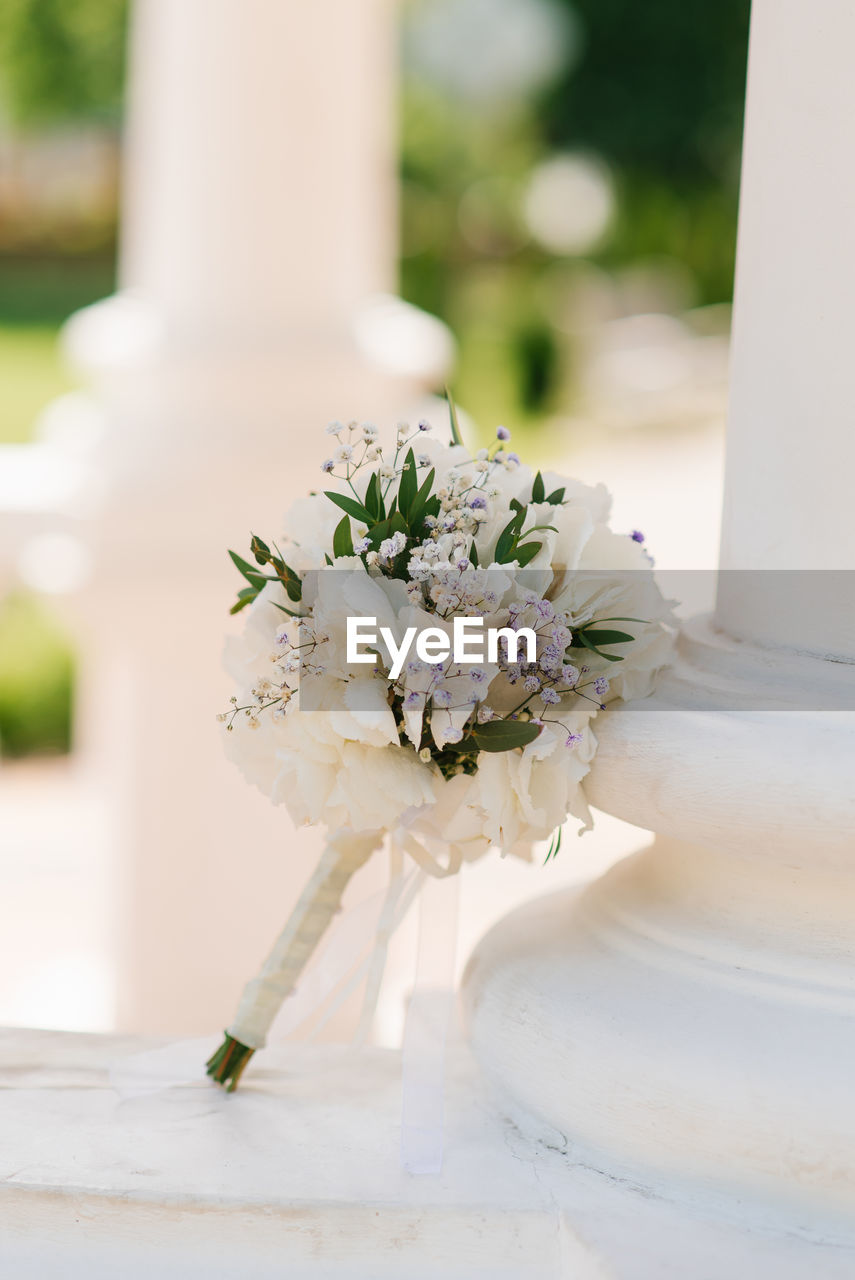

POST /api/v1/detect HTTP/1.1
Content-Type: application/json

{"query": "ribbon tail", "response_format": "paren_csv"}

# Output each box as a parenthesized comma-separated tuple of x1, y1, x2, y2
(400, 869, 460, 1175)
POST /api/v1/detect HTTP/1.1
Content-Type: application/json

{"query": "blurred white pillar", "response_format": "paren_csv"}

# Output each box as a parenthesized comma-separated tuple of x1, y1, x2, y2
(122, 0, 393, 344)
(50, 0, 450, 1035)
(66, 0, 450, 479)
(464, 0, 855, 1249)
(716, 0, 855, 657)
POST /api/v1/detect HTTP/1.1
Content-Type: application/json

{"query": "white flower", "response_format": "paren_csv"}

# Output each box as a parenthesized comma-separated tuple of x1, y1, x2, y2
(378, 530, 407, 562)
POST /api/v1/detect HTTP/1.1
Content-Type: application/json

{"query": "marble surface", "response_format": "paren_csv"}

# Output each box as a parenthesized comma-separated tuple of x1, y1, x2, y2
(1, 1028, 854, 1279)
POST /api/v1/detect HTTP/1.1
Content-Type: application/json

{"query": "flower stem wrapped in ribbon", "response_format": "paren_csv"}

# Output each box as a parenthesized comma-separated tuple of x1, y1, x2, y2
(207, 401, 673, 1087)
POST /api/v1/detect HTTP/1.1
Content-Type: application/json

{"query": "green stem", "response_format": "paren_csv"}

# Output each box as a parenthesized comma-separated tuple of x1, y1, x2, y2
(206, 1034, 256, 1092)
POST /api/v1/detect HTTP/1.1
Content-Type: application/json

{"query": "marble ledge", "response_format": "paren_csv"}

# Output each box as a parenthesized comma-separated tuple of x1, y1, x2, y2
(1, 1027, 852, 1280)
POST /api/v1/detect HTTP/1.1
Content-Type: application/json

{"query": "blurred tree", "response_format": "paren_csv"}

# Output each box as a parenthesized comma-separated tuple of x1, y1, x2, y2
(400, 0, 750, 423)
(545, 1, 750, 181)
(541, 0, 750, 301)
(0, 593, 73, 757)
(0, 0, 128, 126)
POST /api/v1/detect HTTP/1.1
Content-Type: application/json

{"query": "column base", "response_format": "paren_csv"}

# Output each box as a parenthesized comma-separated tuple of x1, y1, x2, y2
(463, 617, 855, 1234)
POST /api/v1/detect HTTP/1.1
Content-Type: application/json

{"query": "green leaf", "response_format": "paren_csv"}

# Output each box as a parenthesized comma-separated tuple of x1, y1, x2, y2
(531, 471, 545, 503)
(446, 387, 463, 446)
(398, 448, 418, 517)
(546, 487, 565, 504)
(333, 514, 354, 559)
(544, 825, 563, 864)
(250, 534, 271, 565)
(271, 600, 301, 617)
(573, 631, 624, 661)
(325, 491, 372, 523)
(324, 553, 333, 567)
(495, 509, 525, 563)
(364, 471, 385, 521)
(367, 518, 390, 549)
(265, 556, 303, 602)
(408, 467, 437, 528)
(389, 510, 409, 538)
(513, 540, 542, 567)
(229, 550, 267, 590)
(441, 735, 479, 754)
(579, 628, 636, 646)
(472, 719, 543, 752)
(468, 541, 479, 568)
(229, 586, 259, 615)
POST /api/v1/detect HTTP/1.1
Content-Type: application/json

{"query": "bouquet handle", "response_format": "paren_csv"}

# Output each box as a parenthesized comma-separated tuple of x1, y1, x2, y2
(206, 828, 383, 1090)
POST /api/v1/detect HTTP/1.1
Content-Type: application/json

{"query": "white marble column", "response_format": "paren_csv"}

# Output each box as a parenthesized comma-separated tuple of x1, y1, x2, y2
(463, 0, 855, 1245)
(51, 0, 450, 1035)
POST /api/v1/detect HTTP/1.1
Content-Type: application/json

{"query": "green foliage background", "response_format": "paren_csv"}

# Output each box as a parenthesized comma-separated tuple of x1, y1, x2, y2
(401, 0, 750, 423)
(0, 0, 127, 125)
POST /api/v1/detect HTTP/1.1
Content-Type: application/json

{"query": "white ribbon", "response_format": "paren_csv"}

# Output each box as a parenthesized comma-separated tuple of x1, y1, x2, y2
(400, 869, 460, 1175)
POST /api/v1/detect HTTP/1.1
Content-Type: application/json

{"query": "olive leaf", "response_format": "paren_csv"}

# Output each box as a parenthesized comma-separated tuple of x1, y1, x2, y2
(398, 447, 418, 518)
(325, 491, 372, 524)
(332, 514, 354, 559)
(472, 719, 542, 752)
(446, 387, 463, 446)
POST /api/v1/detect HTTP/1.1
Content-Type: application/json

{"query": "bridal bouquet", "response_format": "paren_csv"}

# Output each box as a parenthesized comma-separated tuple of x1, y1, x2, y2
(206, 404, 672, 1089)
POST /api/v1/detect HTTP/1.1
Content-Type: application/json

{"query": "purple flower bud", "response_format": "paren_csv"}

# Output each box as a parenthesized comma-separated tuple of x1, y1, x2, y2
(496, 425, 511, 441)
(630, 530, 645, 543)
(418, 419, 432, 432)
(321, 459, 335, 473)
